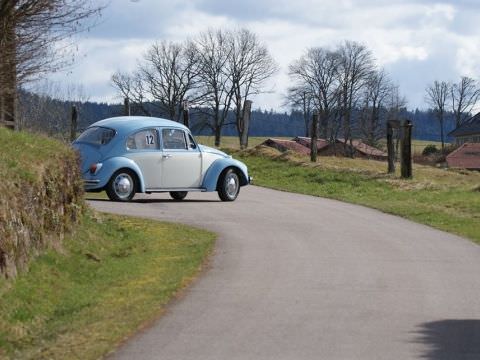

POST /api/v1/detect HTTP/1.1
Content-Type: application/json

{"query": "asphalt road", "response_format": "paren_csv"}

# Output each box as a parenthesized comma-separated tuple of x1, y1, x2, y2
(90, 186, 480, 360)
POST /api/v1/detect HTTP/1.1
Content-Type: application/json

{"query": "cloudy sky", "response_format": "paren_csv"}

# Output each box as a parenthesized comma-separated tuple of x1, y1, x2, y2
(50, 0, 480, 111)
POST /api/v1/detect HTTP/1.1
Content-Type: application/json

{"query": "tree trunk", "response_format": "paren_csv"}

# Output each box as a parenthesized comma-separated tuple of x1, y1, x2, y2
(303, 93, 309, 137)
(1, 11, 16, 130)
(310, 112, 319, 162)
(439, 112, 445, 151)
(214, 125, 221, 147)
(387, 121, 396, 174)
(182, 100, 189, 128)
(124, 97, 130, 116)
(70, 105, 78, 142)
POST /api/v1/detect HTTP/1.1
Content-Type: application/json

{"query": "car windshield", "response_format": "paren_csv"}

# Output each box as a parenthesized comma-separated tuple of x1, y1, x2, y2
(76, 126, 116, 146)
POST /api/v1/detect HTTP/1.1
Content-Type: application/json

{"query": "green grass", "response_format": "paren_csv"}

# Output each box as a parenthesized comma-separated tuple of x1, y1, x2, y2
(235, 146, 480, 243)
(0, 210, 215, 360)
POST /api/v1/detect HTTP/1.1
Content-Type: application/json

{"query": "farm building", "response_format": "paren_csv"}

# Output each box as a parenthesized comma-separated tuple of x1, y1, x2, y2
(446, 143, 480, 170)
(293, 137, 387, 160)
(449, 113, 480, 144)
(260, 137, 387, 161)
(260, 138, 311, 155)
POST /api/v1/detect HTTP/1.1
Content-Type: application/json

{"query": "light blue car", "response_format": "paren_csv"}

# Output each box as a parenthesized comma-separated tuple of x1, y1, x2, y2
(73, 116, 251, 202)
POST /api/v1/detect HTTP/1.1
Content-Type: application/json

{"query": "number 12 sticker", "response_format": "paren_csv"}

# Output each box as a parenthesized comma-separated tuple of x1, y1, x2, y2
(146, 134, 155, 145)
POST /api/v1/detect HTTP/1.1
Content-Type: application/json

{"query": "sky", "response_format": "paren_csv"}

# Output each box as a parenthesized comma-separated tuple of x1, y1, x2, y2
(48, 0, 480, 112)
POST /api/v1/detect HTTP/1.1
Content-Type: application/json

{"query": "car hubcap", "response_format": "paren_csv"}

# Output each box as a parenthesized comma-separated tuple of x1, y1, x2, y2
(114, 174, 133, 198)
(225, 173, 238, 198)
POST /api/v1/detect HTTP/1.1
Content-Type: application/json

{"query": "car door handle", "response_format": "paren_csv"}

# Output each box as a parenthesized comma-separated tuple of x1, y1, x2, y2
(162, 154, 172, 159)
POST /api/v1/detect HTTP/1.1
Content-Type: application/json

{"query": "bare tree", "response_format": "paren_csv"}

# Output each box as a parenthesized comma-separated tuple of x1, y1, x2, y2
(111, 71, 151, 116)
(227, 29, 277, 149)
(288, 47, 340, 140)
(193, 29, 235, 146)
(359, 69, 392, 146)
(426, 80, 450, 150)
(18, 80, 88, 138)
(385, 84, 407, 122)
(284, 86, 313, 137)
(451, 76, 480, 127)
(0, 0, 104, 129)
(336, 41, 375, 156)
(140, 40, 200, 121)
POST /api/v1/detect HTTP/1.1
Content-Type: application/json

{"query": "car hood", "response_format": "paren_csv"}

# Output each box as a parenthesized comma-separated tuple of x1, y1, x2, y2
(72, 142, 103, 174)
(199, 145, 231, 158)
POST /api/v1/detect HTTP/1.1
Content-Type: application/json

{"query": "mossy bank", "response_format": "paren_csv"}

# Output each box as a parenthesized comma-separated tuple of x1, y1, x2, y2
(0, 128, 84, 278)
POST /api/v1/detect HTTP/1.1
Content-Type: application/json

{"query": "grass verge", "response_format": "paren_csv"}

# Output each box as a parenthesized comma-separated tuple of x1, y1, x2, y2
(234, 146, 480, 244)
(0, 210, 215, 360)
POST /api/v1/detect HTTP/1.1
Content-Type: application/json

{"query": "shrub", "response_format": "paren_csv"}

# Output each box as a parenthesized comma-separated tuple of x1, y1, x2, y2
(422, 144, 439, 156)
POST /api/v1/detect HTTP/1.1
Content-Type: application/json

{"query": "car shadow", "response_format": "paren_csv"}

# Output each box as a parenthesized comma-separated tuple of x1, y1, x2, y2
(132, 198, 219, 204)
(86, 197, 219, 204)
(412, 319, 480, 359)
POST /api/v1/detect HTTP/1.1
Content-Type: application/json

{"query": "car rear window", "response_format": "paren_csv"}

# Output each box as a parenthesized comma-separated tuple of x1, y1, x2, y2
(76, 126, 116, 145)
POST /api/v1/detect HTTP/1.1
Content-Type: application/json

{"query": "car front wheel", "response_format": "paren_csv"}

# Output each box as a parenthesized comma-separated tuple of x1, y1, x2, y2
(218, 169, 240, 201)
(106, 170, 136, 202)
(170, 191, 188, 200)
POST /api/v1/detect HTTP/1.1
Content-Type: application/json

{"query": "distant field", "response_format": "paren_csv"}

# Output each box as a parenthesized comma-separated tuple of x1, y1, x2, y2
(196, 136, 286, 149)
(411, 140, 446, 154)
(196, 135, 446, 154)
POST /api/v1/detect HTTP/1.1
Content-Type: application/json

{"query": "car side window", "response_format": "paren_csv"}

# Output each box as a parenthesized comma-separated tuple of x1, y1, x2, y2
(126, 129, 159, 150)
(162, 129, 187, 150)
(187, 133, 197, 149)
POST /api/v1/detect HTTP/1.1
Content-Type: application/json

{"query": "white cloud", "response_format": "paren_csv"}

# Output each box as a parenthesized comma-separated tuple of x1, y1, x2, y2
(44, 0, 480, 111)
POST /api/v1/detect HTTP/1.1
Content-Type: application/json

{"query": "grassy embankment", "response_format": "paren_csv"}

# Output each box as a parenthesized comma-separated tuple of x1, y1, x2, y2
(0, 129, 215, 360)
(233, 145, 479, 243)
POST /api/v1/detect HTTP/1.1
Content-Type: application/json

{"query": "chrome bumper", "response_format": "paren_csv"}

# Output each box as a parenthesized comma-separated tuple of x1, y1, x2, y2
(84, 179, 100, 187)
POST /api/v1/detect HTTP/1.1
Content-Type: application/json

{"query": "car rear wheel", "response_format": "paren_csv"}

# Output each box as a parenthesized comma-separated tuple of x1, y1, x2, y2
(106, 170, 136, 202)
(218, 168, 240, 201)
(169, 191, 188, 201)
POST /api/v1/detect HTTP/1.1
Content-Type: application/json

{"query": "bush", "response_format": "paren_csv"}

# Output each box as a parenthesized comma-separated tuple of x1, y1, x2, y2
(422, 144, 439, 156)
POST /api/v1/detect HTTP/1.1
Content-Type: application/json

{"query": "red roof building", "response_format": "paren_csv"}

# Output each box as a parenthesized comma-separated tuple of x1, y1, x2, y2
(293, 137, 387, 160)
(292, 137, 330, 152)
(446, 143, 480, 170)
(260, 138, 311, 155)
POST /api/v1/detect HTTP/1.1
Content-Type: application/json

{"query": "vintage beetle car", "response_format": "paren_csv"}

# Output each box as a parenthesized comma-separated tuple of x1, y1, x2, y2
(73, 116, 251, 202)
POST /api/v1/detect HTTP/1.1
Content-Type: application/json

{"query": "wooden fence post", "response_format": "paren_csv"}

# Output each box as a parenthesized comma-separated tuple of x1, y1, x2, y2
(70, 105, 78, 142)
(401, 120, 413, 178)
(240, 99, 252, 150)
(182, 100, 189, 128)
(124, 97, 130, 116)
(311, 112, 319, 162)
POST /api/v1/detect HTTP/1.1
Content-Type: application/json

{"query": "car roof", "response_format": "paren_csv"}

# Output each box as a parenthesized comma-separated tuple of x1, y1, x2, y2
(90, 116, 189, 135)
